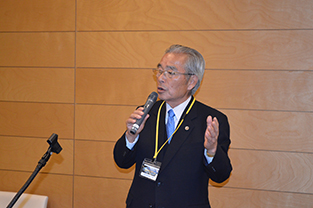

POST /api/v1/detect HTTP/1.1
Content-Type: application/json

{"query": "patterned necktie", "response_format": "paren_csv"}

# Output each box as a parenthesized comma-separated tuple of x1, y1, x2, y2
(166, 109, 175, 143)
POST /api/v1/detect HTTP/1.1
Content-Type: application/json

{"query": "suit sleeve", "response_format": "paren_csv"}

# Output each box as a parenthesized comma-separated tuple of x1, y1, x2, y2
(205, 113, 232, 183)
(113, 132, 137, 169)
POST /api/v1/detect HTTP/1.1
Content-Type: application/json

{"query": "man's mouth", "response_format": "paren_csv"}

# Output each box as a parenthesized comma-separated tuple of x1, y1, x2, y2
(157, 86, 165, 92)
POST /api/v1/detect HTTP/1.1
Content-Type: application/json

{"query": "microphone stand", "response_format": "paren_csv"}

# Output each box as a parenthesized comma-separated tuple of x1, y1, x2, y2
(6, 133, 62, 208)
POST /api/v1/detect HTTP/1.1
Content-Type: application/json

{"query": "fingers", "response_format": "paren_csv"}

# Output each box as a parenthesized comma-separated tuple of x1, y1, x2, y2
(126, 107, 144, 126)
(206, 116, 219, 139)
(204, 116, 219, 154)
(206, 115, 212, 126)
(132, 107, 145, 120)
(212, 117, 219, 136)
(126, 107, 149, 136)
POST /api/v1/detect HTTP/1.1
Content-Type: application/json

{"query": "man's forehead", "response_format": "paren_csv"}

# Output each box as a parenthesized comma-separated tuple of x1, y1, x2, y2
(158, 53, 187, 70)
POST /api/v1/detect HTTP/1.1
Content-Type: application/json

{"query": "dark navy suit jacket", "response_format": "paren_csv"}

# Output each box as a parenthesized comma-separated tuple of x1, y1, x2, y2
(114, 98, 232, 208)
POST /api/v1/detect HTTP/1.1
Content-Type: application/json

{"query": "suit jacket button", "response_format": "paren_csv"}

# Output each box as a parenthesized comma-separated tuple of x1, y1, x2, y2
(149, 204, 153, 208)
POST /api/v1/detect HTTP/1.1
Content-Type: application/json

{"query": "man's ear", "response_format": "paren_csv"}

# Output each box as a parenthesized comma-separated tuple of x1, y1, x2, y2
(187, 75, 198, 91)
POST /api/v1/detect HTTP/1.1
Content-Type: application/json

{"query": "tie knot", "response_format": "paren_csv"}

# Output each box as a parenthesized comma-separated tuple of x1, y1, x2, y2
(168, 109, 175, 118)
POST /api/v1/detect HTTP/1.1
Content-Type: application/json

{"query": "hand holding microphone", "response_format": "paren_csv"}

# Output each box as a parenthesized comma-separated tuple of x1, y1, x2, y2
(126, 92, 158, 141)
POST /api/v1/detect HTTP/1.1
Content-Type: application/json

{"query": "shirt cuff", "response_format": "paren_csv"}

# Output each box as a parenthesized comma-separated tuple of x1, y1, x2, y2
(204, 148, 214, 164)
(125, 134, 139, 150)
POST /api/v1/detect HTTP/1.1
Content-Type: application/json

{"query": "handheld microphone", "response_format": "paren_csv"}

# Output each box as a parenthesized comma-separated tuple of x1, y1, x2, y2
(130, 92, 158, 135)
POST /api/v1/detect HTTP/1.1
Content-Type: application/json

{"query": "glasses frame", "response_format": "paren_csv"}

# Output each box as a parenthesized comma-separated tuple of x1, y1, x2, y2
(153, 68, 194, 79)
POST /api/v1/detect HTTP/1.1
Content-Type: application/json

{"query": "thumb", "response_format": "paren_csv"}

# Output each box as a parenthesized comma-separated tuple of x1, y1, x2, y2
(138, 114, 150, 132)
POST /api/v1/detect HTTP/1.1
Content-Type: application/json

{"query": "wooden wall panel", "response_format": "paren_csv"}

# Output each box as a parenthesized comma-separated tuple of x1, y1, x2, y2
(74, 176, 131, 208)
(0, 33, 75, 67)
(1, 0, 313, 207)
(0, 136, 73, 174)
(227, 149, 313, 194)
(0, 170, 73, 208)
(224, 109, 313, 152)
(75, 105, 135, 141)
(76, 68, 156, 105)
(0, 102, 74, 139)
(0, 68, 74, 103)
(75, 106, 313, 152)
(209, 187, 313, 208)
(0, 0, 75, 32)
(74, 140, 134, 179)
(77, 0, 313, 31)
(76, 31, 313, 70)
(197, 70, 313, 111)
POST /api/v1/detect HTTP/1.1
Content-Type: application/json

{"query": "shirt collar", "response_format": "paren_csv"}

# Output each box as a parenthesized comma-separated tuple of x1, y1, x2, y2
(166, 96, 192, 124)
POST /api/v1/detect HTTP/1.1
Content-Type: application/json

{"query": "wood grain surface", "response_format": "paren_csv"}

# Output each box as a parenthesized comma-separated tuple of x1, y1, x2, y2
(1, 0, 313, 207)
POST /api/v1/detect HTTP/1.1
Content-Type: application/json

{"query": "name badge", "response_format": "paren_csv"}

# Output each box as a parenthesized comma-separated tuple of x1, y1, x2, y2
(140, 158, 161, 181)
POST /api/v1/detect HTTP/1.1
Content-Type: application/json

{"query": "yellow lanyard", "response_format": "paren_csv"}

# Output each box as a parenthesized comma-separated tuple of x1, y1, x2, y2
(153, 97, 196, 160)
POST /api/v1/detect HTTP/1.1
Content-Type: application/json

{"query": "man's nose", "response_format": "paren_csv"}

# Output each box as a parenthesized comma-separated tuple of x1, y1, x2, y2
(158, 71, 168, 81)
(157, 72, 166, 83)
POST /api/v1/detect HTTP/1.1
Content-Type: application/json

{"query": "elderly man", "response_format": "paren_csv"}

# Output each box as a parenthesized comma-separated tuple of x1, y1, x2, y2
(114, 44, 232, 208)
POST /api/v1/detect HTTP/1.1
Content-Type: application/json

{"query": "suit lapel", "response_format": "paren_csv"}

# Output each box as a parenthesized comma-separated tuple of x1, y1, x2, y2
(157, 104, 167, 156)
(159, 99, 198, 172)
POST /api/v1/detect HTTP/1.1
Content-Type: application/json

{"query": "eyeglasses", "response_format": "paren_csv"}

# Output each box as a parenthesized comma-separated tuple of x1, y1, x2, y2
(153, 68, 194, 79)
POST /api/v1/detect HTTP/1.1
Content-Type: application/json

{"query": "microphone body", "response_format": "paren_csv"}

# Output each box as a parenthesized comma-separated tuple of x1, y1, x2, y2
(130, 92, 158, 135)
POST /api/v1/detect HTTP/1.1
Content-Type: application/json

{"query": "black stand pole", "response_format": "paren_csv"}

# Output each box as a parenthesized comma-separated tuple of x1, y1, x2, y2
(6, 133, 62, 208)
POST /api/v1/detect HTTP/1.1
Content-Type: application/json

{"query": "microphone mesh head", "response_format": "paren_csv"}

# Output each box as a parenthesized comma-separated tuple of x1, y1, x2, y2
(149, 92, 158, 102)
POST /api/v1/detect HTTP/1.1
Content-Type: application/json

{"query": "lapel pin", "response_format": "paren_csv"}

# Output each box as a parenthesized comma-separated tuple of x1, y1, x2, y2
(185, 126, 190, 131)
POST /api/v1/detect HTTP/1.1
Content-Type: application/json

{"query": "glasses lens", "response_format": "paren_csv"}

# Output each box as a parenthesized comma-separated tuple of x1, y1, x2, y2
(153, 69, 159, 76)
(153, 69, 163, 77)
(153, 68, 175, 79)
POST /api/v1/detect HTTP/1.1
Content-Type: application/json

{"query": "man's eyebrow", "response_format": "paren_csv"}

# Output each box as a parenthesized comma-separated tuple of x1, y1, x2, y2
(157, 63, 178, 71)
(166, 65, 177, 71)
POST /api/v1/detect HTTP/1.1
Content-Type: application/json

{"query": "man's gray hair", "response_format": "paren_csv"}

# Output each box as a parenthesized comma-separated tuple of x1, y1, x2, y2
(165, 44, 205, 95)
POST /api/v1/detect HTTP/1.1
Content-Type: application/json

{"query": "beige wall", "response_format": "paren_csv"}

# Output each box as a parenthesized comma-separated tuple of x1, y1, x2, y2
(0, 0, 313, 207)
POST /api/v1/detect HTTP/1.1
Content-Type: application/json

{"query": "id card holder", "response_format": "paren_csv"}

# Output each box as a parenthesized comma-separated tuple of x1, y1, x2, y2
(140, 158, 162, 181)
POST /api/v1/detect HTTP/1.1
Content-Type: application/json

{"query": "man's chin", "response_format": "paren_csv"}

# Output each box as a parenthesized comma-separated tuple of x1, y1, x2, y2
(157, 93, 167, 101)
